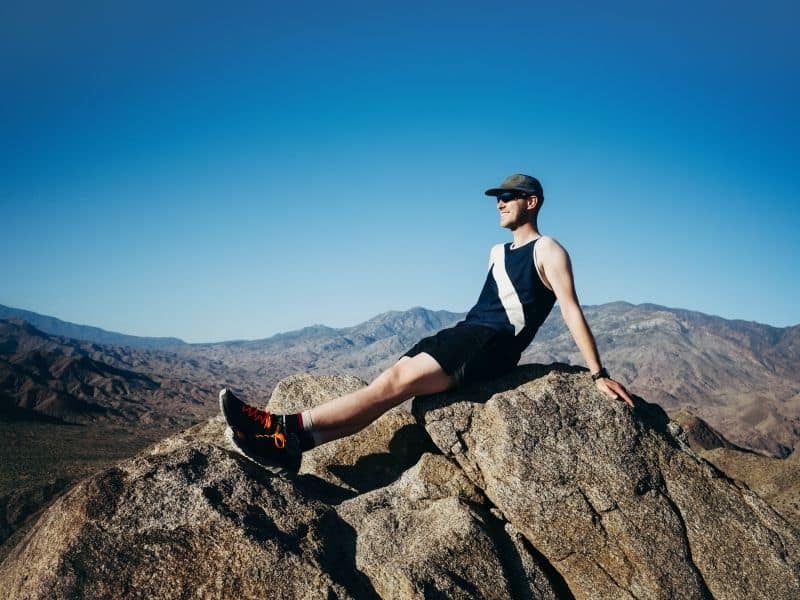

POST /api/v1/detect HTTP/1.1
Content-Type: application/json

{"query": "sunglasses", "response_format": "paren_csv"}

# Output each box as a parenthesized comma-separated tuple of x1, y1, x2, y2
(496, 191, 529, 202)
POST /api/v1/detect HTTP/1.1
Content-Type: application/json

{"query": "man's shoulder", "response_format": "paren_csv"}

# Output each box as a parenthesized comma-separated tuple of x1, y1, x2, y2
(535, 236, 571, 268)
(536, 235, 566, 253)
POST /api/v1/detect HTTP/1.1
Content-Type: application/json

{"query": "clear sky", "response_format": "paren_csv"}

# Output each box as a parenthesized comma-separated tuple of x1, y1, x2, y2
(2, 1, 798, 343)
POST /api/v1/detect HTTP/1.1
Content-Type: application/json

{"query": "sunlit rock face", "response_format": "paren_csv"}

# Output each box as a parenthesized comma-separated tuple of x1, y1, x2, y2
(2, 368, 798, 599)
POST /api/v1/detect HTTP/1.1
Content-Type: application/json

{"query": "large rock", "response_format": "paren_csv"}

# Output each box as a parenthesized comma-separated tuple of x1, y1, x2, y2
(1, 374, 562, 599)
(337, 452, 562, 599)
(412, 363, 800, 599)
(3, 368, 798, 599)
(0, 417, 367, 599)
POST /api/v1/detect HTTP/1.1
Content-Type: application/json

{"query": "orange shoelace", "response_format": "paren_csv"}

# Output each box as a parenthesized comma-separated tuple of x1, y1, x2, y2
(242, 404, 272, 430)
(255, 430, 287, 449)
(241, 404, 286, 448)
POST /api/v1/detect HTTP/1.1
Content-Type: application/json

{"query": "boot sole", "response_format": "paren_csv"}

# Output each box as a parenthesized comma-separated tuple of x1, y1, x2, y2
(218, 388, 233, 424)
(224, 427, 290, 475)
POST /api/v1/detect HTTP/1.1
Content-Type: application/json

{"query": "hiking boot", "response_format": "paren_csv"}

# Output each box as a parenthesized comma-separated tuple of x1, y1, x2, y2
(219, 387, 278, 437)
(224, 426, 302, 474)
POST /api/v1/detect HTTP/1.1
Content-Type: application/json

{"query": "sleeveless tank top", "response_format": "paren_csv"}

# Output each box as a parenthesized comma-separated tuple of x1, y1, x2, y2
(459, 237, 557, 357)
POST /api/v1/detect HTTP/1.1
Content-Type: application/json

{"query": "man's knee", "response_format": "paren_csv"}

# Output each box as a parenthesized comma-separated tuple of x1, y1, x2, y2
(387, 358, 416, 393)
(383, 353, 453, 397)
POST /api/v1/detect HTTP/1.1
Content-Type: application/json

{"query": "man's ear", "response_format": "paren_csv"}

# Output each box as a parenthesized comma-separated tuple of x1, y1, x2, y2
(527, 195, 539, 211)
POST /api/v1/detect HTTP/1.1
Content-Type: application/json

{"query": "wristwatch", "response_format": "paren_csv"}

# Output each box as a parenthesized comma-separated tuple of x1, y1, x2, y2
(591, 367, 610, 381)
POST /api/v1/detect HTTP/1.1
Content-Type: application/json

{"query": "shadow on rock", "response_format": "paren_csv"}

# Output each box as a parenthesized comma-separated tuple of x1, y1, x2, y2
(479, 503, 576, 600)
(293, 473, 359, 505)
(326, 423, 441, 494)
(631, 395, 680, 446)
(317, 510, 381, 599)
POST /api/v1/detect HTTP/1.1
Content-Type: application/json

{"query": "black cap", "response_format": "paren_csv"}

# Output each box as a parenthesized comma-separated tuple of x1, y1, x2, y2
(485, 174, 544, 200)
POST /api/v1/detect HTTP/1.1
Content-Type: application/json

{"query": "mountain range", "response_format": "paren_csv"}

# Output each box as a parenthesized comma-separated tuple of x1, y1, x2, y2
(0, 305, 185, 349)
(1, 301, 798, 456)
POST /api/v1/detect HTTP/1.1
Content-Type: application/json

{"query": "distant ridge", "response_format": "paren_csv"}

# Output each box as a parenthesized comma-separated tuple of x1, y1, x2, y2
(2, 301, 799, 456)
(0, 304, 185, 349)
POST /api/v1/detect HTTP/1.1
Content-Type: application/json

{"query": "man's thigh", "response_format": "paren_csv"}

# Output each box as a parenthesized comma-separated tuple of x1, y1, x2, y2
(394, 352, 456, 396)
(400, 324, 510, 389)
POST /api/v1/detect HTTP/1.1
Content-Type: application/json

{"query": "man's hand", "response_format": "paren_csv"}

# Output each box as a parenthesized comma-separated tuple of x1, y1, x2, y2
(595, 377, 634, 409)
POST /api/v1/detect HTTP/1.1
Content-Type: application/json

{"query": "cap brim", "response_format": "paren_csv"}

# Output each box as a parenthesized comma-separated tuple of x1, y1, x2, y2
(484, 187, 528, 197)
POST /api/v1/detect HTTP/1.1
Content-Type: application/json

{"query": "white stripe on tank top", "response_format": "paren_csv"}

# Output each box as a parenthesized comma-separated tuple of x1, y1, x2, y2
(489, 244, 526, 335)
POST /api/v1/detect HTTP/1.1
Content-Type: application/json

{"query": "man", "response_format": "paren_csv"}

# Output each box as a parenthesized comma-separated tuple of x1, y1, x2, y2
(220, 173, 633, 472)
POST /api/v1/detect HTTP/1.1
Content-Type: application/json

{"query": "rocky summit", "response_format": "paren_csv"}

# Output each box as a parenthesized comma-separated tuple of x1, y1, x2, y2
(1, 366, 798, 599)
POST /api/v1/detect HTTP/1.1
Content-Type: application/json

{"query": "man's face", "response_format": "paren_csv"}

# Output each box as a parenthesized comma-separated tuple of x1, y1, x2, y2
(497, 193, 532, 229)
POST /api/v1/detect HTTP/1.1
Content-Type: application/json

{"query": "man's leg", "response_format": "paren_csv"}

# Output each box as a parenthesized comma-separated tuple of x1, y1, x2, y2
(307, 353, 455, 445)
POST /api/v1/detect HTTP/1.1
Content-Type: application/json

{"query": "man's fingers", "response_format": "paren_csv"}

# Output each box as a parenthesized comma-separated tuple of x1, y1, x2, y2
(616, 387, 635, 408)
(601, 380, 635, 408)
(604, 388, 620, 401)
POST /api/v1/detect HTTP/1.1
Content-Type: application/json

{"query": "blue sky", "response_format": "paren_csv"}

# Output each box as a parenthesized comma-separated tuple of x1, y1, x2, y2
(2, 1, 798, 342)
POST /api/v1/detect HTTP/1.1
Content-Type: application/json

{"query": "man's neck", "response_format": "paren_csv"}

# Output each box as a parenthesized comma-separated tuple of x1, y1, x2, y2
(510, 223, 541, 249)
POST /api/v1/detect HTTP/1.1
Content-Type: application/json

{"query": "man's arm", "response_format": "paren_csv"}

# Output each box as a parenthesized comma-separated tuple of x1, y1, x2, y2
(538, 237, 634, 408)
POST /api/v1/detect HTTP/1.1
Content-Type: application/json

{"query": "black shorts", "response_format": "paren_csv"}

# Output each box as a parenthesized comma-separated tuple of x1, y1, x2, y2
(401, 323, 520, 388)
